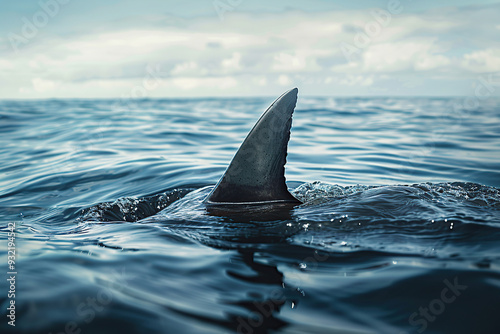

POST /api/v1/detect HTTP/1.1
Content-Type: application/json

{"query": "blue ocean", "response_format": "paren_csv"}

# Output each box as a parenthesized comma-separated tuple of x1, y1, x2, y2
(1, 96, 500, 333)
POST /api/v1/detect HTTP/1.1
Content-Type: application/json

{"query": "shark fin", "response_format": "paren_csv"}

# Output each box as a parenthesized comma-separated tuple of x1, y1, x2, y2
(205, 88, 301, 205)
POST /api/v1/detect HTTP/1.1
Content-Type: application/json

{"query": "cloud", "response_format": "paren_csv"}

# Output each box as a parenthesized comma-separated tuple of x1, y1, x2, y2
(358, 40, 451, 73)
(278, 74, 293, 86)
(0, 4, 499, 98)
(172, 76, 238, 90)
(221, 52, 242, 71)
(32, 78, 57, 92)
(461, 48, 500, 73)
(171, 61, 200, 76)
(340, 75, 374, 87)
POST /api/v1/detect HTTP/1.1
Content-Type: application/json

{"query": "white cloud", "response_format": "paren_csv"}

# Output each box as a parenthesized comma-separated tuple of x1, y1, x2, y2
(0, 5, 498, 98)
(172, 76, 238, 90)
(221, 52, 241, 71)
(32, 78, 57, 92)
(461, 48, 500, 73)
(272, 53, 305, 72)
(340, 75, 373, 86)
(415, 54, 450, 71)
(254, 76, 267, 86)
(277, 74, 292, 86)
(172, 77, 200, 90)
(171, 61, 200, 76)
(358, 40, 450, 73)
(0, 58, 13, 70)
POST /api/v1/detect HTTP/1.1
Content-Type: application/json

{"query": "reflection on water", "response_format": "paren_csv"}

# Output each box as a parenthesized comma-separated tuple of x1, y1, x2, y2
(1, 97, 500, 333)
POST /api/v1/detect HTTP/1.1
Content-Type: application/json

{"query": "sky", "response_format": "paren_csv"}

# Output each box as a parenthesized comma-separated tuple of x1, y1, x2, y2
(0, 0, 499, 98)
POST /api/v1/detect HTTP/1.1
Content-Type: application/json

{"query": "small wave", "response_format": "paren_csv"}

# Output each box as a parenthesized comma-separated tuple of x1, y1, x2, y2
(80, 188, 193, 222)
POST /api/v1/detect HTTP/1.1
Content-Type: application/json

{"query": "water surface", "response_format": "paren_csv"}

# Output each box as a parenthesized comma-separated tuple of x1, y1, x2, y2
(1, 96, 500, 333)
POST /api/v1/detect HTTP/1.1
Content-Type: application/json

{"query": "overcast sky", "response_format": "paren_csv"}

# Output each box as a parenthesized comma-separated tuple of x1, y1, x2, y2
(1, 0, 499, 98)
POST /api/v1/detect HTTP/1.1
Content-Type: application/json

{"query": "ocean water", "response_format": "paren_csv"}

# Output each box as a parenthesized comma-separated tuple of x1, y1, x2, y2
(1, 96, 500, 334)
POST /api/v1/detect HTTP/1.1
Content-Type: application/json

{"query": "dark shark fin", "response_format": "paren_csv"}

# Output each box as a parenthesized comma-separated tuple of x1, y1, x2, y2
(205, 88, 301, 205)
